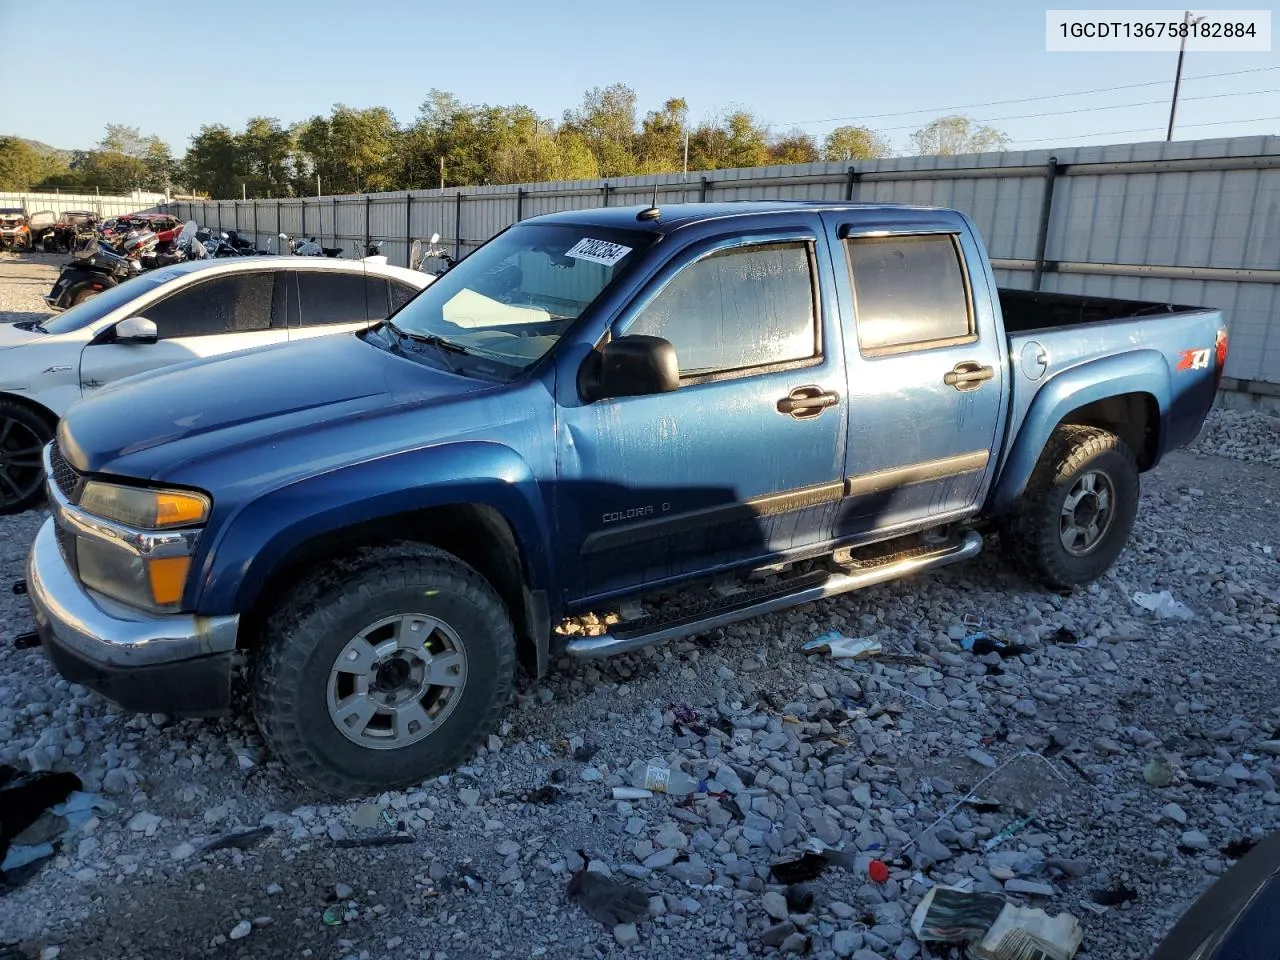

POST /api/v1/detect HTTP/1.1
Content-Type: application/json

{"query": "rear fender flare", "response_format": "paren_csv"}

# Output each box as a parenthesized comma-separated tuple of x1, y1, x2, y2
(989, 350, 1170, 513)
(192, 441, 552, 616)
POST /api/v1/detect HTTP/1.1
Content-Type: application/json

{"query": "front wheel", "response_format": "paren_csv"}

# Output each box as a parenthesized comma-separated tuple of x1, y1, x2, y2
(0, 399, 55, 515)
(998, 424, 1140, 589)
(252, 544, 516, 796)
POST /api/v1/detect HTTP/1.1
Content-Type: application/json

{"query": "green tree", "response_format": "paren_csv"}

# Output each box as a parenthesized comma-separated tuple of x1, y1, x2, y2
(637, 98, 687, 173)
(562, 83, 639, 178)
(182, 124, 242, 198)
(688, 109, 771, 170)
(0, 137, 54, 191)
(295, 105, 400, 194)
(143, 136, 175, 192)
(237, 117, 293, 197)
(822, 125, 891, 161)
(769, 130, 820, 165)
(909, 115, 1009, 156)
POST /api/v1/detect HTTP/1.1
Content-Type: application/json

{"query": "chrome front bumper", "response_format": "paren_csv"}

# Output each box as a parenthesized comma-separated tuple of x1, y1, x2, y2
(28, 449, 240, 714)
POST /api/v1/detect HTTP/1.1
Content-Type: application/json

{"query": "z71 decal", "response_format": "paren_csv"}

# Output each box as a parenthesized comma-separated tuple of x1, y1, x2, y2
(1176, 348, 1212, 371)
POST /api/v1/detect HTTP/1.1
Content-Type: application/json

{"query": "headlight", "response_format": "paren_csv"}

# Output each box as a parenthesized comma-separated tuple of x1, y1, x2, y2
(74, 482, 209, 610)
(80, 481, 209, 528)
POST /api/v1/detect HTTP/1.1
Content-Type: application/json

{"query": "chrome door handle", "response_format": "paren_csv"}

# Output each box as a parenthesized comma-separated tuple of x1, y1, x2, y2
(777, 385, 838, 419)
(943, 361, 994, 391)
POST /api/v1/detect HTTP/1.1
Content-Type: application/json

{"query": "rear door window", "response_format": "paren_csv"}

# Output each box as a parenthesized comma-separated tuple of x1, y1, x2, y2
(389, 280, 418, 312)
(844, 234, 973, 354)
(296, 271, 371, 325)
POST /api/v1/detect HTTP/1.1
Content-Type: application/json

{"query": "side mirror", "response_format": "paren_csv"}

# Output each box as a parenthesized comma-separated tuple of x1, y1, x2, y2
(587, 335, 679, 401)
(278, 232, 288, 240)
(115, 316, 158, 344)
(429, 232, 440, 244)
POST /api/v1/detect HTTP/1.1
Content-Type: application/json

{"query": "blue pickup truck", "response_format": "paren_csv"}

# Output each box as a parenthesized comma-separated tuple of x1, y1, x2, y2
(24, 201, 1227, 795)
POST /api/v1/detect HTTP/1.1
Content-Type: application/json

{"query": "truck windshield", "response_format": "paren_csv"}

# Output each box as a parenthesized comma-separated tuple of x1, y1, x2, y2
(385, 223, 654, 377)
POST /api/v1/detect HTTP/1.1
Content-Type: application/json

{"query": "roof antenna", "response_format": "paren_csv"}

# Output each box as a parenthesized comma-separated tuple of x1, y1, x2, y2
(637, 184, 661, 222)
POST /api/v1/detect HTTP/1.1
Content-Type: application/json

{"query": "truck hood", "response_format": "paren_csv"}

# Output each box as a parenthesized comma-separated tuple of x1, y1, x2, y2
(59, 333, 491, 477)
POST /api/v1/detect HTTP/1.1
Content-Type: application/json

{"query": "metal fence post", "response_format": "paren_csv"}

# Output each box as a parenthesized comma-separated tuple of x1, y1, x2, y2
(301, 201, 306, 239)
(252, 200, 257, 245)
(276, 200, 282, 242)
(331, 197, 337, 250)
(365, 195, 372, 254)
(454, 191, 462, 262)
(1031, 156, 1061, 292)
(844, 166, 860, 201)
(699, 176, 709, 203)
(516, 188, 524, 222)
(602, 183, 610, 207)
(405, 193, 413, 266)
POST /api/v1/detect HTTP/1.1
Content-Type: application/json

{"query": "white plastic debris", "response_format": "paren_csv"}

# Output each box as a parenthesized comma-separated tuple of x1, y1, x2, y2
(611, 787, 654, 800)
(1132, 590, 1196, 620)
(802, 631, 883, 659)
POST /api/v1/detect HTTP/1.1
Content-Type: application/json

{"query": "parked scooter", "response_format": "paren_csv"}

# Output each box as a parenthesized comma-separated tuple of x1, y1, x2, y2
(408, 233, 456, 276)
(44, 234, 143, 309)
(362, 240, 387, 265)
(279, 232, 342, 257)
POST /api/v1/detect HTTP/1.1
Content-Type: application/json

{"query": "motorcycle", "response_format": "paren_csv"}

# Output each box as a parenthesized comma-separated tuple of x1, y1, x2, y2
(408, 232, 456, 277)
(44, 234, 144, 310)
(278, 232, 342, 257)
(362, 239, 387, 265)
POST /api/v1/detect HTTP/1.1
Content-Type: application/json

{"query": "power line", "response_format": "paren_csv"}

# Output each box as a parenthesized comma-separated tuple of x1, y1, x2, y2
(778, 65, 1280, 128)
(1003, 113, 1280, 147)
(869, 87, 1280, 135)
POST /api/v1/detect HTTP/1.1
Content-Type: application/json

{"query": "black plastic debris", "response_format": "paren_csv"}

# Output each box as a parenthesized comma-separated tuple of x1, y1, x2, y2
(1047, 627, 1078, 644)
(13, 632, 38, 650)
(566, 868, 649, 926)
(521, 785, 560, 804)
(572, 742, 600, 763)
(0, 767, 81, 867)
(200, 825, 272, 853)
(785, 885, 814, 913)
(770, 852, 829, 884)
(333, 834, 415, 848)
(1221, 837, 1258, 860)
(1091, 885, 1139, 906)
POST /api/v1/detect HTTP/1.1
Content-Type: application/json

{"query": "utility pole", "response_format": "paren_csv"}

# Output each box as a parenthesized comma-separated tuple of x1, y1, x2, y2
(316, 174, 321, 198)
(242, 183, 246, 201)
(439, 156, 445, 190)
(1167, 10, 1207, 141)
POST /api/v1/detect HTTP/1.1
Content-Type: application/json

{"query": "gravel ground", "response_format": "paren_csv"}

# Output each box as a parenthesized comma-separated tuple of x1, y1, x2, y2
(2, 252, 1280, 959)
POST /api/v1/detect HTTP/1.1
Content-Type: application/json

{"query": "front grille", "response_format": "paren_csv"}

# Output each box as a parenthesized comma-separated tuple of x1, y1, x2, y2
(48, 440, 84, 503)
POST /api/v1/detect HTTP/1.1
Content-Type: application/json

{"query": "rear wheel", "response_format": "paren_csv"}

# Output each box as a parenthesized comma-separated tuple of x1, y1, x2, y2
(0, 400, 54, 515)
(69, 287, 99, 307)
(252, 544, 516, 796)
(998, 424, 1140, 589)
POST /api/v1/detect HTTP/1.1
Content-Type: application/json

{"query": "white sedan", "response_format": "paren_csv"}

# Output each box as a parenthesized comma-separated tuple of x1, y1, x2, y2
(0, 256, 432, 513)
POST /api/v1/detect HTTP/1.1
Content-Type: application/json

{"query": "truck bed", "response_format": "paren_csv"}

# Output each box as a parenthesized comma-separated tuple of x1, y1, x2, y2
(998, 288, 1203, 333)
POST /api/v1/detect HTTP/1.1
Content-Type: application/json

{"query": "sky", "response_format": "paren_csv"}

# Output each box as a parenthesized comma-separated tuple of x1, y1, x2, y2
(1, 0, 1277, 156)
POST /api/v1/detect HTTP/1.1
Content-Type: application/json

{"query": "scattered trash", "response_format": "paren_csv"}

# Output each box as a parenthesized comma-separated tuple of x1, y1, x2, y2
(910, 885, 1083, 960)
(636, 759, 699, 796)
(321, 904, 344, 926)
(1046, 627, 1078, 644)
(1143, 760, 1174, 787)
(770, 852, 829, 884)
(1221, 837, 1258, 859)
(983, 816, 1037, 852)
(520, 786, 560, 804)
(333, 835, 415, 848)
(1090, 885, 1138, 907)
(960, 632, 1032, 658)
(868, 860, 890, 883)
(1132, 590, 1196, 621)
(785, 885, 814, 913)
(669, 703, 701, 726)
(573, 742, 600, 763)
(349, 803, 384, 829)
(1, 769, 109, 889)
(611, 787, 653, 800)
(566, 866, 650, 926)
(802, 631, 882, 659)
(201, 826, 272, 853)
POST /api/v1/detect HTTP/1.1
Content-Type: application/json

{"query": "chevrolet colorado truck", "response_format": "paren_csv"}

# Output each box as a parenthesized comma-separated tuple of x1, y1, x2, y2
(24, 201, 1228, 795)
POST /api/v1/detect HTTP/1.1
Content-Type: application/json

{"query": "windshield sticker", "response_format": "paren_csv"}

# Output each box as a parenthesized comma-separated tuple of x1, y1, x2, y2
(566, 237, 632, 266)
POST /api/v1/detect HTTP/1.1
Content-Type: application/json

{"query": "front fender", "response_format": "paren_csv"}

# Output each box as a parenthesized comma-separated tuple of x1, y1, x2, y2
(192, 441, 552, 615)
(989, 350, 1170, 513)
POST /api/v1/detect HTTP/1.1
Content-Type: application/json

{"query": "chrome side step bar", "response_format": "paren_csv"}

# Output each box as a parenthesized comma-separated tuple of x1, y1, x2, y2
(565, 529, 984, 660)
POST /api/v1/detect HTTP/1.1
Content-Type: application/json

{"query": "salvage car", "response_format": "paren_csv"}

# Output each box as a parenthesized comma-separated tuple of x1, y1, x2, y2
(0, 256, 431, 512)
(0, 209, 31, 251)
(44, 210, 98, 253)
(22, 201, 1227, 795)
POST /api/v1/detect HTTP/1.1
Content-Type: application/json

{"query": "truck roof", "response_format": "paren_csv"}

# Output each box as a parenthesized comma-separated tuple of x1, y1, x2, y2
(525, 201, 962, 235)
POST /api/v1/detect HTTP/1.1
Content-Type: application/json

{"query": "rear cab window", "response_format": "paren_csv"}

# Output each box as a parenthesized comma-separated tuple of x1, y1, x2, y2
(844, 233, 974, 355)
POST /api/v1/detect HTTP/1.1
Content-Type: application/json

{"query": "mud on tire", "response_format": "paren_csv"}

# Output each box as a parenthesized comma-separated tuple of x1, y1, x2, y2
(998, 424, 1140, 590)
(251, 544, 516, 797)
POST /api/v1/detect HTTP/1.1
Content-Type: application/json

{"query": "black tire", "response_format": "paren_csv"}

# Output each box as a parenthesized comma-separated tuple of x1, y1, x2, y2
(251, 544, 516, 796)
(0, 399, 55, 515)
(69, 287, 99, 307)
(998, 424, 1140, 589)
